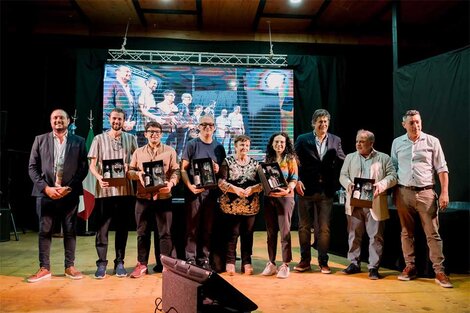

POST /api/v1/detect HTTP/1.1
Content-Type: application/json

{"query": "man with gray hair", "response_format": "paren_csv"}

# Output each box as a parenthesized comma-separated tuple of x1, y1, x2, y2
(339, 129, 397, 279)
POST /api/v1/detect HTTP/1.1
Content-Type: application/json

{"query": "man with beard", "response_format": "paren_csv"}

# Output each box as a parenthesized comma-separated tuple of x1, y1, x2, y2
(88, 108, 138, 279)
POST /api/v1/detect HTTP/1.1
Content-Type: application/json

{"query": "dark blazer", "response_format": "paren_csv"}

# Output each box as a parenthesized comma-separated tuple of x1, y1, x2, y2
(295, 132, 345, 197)
(28, 132, 88, 199)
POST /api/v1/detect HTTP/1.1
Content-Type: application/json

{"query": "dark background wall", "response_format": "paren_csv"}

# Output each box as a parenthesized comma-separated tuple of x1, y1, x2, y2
(1, 32, 467, 231)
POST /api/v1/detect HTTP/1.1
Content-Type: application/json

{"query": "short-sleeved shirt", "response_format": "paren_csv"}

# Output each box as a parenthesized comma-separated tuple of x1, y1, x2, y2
(88, 130, 138, 198)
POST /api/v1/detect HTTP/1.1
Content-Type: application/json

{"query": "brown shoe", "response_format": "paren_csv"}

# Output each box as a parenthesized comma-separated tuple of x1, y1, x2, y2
(398, 265, 417, 281)
(65, 266, 83, 280)
(293, 260, 311, 272)
(435, 272, 453, 288)
(27, 267, 52, 283)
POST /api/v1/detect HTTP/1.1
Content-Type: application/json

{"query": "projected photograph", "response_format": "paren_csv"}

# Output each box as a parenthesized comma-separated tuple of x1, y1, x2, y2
(103, 63, 294, 159)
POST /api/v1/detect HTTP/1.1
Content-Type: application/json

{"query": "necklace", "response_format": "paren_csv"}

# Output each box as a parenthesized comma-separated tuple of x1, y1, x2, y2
(235, 156, 250, 166)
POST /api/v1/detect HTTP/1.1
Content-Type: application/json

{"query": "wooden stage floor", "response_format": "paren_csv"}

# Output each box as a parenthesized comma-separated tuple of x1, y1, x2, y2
(0, 231, 469, 313)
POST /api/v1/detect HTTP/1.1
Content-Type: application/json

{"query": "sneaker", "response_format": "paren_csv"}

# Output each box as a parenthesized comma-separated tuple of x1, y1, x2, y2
(153, 264, 163, 273)
(130, 262, 148, 278)
(114, 263, 127, 277)
(94, 265, 106, 279)
(261, 262, 277, 276)
(368, 268, 380, 280)
(398, 265, 417, 281)
(320, 264, 331, 274)
(342, 263, 361, 275)
(276, 264, 290, 279)
(27, 267, 51, 283)
(435, 272, 453, 288)
(65, 266, 83, 280)
(243, 264, 254, 275)
(293, 260, 311, 272)
(226, 263, 235, 276)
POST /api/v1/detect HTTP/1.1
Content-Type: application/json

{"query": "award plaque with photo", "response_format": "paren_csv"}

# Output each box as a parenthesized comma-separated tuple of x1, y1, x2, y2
(258, 162, 288, 195)
(142, 160, 167, 192)
(102, 158, 126, 186)
(191, 158, 217, 189)
(350, 177, 375, 208)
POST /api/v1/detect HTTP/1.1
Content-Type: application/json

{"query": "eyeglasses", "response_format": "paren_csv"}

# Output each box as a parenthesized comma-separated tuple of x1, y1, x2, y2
(146, 130, 162, 135)
(111, 138, 122, 151)
(199, 123, 214, 127)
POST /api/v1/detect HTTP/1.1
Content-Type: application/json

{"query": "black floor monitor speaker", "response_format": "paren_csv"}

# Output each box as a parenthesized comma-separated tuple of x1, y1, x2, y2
(161, 255, 258, 313)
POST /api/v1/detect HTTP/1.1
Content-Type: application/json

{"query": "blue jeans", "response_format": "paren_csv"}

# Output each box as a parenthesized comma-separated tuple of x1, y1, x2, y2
(297, 193, 333, 266)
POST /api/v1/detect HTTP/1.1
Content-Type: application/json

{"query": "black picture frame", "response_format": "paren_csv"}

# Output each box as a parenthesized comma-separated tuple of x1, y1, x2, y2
(258, 162, 288, 195)
(350, 177, 375, 208)
(142, 160, 167, 192)
(102, 158, 126, 186)
(191, 158, 217, 189)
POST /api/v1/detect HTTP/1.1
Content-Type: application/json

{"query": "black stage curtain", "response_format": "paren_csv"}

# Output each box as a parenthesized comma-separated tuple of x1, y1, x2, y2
(393, 45, 470, 201)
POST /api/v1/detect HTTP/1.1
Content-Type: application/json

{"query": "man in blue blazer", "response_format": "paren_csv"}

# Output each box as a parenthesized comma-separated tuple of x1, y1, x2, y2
(27, 109, 88, 283)
(294, 109, 345, 274)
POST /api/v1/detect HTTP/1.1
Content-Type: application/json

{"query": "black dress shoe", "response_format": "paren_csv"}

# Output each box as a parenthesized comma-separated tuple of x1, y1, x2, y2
(342, 263, 361, 274)
(153, 264, 163, 273)
(369, 268, 381, 280)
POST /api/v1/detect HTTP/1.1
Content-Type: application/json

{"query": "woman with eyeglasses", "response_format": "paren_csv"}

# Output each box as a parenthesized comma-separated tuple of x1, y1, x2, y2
(180, 115, 226, 270)
(127, 121, 180, 278)
(218, 135, 263, 276)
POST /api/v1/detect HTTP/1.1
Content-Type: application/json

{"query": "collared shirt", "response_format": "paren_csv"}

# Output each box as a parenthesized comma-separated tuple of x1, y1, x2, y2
(314, 132, 328, 160)
(129, 143, 180, 200)
(391, 131, 448, 187)
(53, 131, 68, 183)
(359, 150, 375, 178)
(88, 130, 138, 198)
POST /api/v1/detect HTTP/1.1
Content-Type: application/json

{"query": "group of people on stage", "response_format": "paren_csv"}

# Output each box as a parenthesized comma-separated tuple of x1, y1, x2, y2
(27, 106, 453, 289)
(103, 65, 245, 158)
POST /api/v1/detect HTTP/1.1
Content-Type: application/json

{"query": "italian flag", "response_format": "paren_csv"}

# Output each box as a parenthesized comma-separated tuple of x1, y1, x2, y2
(78, 127, 96, 220)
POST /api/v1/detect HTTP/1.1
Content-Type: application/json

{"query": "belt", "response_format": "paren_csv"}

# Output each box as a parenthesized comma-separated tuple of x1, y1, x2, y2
(398, 184, 434, 191)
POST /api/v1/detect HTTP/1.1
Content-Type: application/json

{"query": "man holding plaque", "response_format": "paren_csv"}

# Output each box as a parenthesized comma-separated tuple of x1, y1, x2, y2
(180, 115, 226, 270)
(88, 107, 138, 279)
(339, 129, 397, 279)
(127, 121, 180, 278)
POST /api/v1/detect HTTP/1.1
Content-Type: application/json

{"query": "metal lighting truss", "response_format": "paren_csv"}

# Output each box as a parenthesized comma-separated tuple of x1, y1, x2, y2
(107, 49, 288, 67)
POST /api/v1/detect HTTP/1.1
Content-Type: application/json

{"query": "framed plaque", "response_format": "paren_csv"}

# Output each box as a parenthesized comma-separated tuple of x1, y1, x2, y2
(350, 177, 375, 208)
(102, 158, 126, 186)
(142, 160, 167, 192)
(191, 158, 217, 189)
(258, 162, 288, 195)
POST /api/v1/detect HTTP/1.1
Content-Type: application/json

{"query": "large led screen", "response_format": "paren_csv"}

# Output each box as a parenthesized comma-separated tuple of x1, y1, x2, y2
(103, 63, 294, 159)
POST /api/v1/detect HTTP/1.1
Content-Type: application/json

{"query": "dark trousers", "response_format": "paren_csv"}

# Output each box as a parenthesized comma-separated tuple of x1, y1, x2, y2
(135, 198, 173, 265)
(225, 214, 256, 266)
(36, 195, 78, 270)
(297, 193, 333, 266)
(184, 189, 216, 264)
(264, 196, 295, 264)
(94, 196, 134, 267)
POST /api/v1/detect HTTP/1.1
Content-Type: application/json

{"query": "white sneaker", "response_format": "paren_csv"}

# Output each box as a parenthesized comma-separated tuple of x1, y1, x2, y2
(261, 262, 277, 276)
(276, 264, 290, 279)
(226, 263, 235, 276)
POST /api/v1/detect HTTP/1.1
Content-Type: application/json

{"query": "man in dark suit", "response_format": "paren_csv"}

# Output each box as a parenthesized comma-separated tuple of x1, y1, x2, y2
(27, 109, 88, 283)
(294, 109, 345, 274)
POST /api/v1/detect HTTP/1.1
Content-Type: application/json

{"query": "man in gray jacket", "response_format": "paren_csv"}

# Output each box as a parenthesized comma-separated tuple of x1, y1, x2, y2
(339, 129, 397, 279)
